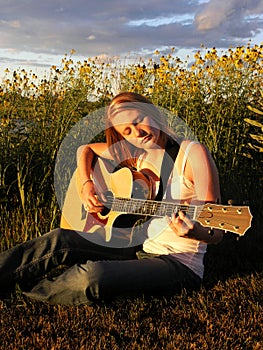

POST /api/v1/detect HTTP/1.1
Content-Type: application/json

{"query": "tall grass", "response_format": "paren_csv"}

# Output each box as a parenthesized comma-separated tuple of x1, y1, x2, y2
(1, 44, 262, 246)
(0, 44, 262, 349)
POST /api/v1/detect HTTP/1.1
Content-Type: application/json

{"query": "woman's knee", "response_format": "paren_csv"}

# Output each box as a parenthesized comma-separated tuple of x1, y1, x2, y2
(79, 261, 108, 300)
(42, 228, 76, 247)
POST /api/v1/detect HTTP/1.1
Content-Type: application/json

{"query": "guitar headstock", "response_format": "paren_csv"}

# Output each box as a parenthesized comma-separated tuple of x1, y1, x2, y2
(197, 203, 253, 236)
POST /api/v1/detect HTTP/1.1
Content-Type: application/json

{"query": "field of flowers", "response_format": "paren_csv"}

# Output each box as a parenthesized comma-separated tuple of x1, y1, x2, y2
(0, 43, 262, 246)
(0, 44, 263, 349)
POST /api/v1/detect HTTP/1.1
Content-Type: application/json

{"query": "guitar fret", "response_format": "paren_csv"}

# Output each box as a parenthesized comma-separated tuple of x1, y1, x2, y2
(193, 205, 198, 220)
(157, 203, 167, 217)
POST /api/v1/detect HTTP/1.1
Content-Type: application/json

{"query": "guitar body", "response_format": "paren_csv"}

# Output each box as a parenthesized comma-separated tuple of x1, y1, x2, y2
(61, 158, 152, 245)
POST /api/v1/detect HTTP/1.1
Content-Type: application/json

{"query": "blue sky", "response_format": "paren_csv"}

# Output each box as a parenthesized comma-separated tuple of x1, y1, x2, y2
(0, 0, 262, 75)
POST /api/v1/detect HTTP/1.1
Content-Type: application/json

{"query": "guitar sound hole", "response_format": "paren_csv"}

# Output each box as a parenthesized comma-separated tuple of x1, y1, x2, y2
(132, 180, 150, 199)
(100, 206, 110, 217)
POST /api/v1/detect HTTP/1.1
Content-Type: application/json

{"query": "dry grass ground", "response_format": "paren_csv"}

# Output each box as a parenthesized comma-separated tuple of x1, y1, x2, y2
(1, 230, 263, 350)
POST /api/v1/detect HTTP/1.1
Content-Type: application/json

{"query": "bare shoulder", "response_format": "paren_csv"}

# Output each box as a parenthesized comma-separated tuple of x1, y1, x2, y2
(77, 143, 113, 160)
(180, 139, 205, 151)
(180, 140, 212, 160)
(179, 140, 219, 182)
(89, 143, 109, 155)
(177, 140, 207, 165)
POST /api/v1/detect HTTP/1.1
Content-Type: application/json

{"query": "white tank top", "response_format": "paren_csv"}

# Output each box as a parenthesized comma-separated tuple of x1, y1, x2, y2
(142, 142, 207, 278)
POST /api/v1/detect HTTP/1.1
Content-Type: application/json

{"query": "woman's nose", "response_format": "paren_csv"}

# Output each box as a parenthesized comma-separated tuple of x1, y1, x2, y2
(132, 125, 143, 137)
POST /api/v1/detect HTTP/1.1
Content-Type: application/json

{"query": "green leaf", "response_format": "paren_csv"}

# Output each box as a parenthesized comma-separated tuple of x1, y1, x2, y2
(247, 105, 263, 115)
(244, 118, 263, 128)
(249, 133, 263, 141)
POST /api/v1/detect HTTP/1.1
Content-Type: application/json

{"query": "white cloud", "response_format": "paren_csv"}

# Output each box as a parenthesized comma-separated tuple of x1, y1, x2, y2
(87, 35, 96, 41)
(127, 14, 194, 27)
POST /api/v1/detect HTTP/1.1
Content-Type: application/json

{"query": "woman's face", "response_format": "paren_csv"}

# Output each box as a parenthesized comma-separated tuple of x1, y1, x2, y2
(111, 109, 161, 149)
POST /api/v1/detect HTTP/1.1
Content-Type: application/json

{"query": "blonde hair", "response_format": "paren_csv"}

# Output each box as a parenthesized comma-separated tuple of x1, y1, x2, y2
(105, 92, 176, 169)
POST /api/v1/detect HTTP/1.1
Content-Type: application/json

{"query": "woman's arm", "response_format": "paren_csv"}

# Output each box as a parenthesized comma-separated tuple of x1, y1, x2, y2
(76, 143, 112, 213)
(168, 142, 223, 244)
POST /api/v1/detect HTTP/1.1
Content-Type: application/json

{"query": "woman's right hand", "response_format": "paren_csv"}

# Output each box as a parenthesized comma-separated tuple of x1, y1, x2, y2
(81, 181, 105, 213)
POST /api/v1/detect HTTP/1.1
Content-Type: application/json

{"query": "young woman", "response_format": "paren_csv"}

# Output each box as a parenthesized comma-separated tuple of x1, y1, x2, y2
(0, 92, 223, 305)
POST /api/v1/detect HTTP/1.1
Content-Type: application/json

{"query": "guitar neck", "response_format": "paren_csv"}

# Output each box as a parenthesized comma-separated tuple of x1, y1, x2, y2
(106, 196, 252, 236)
(110, 197, 199, 219)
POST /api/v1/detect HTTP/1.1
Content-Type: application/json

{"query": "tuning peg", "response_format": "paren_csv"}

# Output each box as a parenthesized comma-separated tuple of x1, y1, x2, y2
(208, 228, 214, 236)
(228, 199, 241, 206)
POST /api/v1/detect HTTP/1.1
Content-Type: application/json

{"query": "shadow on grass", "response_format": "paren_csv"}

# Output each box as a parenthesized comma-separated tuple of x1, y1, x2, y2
(203, 222, 263, 290)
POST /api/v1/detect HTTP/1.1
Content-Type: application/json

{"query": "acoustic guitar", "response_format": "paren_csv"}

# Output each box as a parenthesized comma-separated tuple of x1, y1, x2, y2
(61, 158, 253, 244)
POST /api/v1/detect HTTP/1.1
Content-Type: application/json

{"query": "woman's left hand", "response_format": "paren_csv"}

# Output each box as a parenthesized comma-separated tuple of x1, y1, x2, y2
(166, 211, 194, 238)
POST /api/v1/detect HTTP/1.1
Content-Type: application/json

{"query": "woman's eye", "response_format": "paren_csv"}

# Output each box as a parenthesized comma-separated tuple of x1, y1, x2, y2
(123, 127, 131, 135)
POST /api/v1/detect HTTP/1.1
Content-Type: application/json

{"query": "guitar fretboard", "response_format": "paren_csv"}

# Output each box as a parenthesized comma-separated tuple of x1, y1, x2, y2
(107, 196, 202, 219)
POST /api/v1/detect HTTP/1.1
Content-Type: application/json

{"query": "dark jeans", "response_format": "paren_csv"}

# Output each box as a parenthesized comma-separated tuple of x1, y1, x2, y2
(0, 228, 201, 305)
